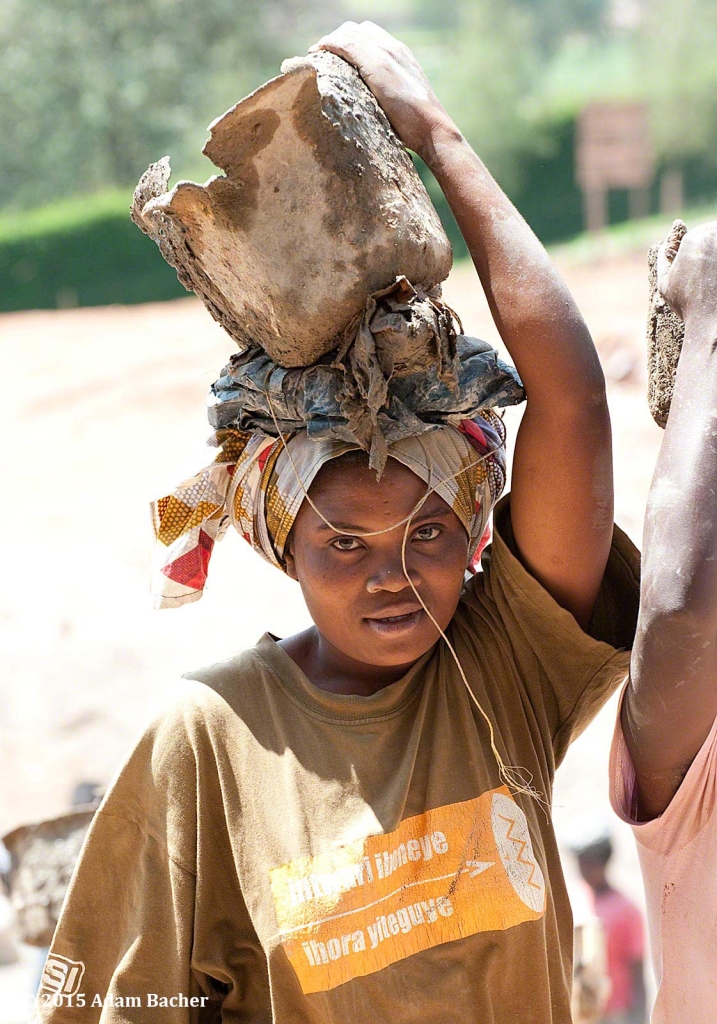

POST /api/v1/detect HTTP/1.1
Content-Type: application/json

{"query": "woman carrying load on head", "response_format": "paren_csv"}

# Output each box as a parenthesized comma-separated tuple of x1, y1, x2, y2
(33, 22, 639, 1024)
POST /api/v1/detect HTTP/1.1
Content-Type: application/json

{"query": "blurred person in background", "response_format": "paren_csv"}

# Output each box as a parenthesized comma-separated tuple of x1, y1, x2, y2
(575, 834, 646, 1024)
(568, 864, 612, 1024)
(0, 840, 20, 966)
(610, 220, 717, 1022)
(28, 782, 105, 994)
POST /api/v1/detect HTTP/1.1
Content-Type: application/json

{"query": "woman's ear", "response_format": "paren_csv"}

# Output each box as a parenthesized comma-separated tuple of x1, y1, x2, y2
(284, 539, 299, 581)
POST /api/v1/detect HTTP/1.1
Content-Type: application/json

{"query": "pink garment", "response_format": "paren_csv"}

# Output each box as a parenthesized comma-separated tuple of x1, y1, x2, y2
(610, 686, 717, 1024)
(593, 887, 644, 1013)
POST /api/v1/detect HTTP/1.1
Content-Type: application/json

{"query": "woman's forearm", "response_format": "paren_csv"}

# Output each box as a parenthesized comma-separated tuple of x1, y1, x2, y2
(641, 324, 717, 622)
(626, 224, 717, 818)
(423, 119, 614, 626)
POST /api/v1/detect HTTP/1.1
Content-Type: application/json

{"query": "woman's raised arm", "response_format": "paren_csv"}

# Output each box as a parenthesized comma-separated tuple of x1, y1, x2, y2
(624, 221, 717, 820)
(314, 21, 613, 628)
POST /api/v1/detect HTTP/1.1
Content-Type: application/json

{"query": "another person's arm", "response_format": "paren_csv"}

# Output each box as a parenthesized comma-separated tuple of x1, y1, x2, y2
(624, 221, 717, 819)
(314, 21, 613, 628)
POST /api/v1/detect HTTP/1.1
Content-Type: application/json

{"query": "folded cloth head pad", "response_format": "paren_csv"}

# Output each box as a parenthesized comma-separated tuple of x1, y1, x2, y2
(208, 279, 524, 476)
(151, 415, 507, 609)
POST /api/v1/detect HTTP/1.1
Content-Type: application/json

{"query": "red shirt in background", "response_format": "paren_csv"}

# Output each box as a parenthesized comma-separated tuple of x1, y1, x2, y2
(593, 887, 644, 1013)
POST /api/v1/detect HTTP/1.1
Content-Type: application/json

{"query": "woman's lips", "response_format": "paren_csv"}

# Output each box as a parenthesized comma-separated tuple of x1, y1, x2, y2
(363, 609, 424, 636)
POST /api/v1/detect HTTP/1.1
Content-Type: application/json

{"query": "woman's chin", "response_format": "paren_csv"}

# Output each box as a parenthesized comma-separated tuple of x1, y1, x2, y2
(348, 615, 441, 666)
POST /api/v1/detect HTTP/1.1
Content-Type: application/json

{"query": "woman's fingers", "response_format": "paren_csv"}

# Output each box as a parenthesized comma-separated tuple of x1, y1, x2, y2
(309, 22, 404, 75)
(357, 20, 401, 48)
(657, 219, 687, 311)
(306, 22, 444, 159)
(658, 220, 717, 325)
(309, 22, 364, 61)
(664, 218, 688, 263)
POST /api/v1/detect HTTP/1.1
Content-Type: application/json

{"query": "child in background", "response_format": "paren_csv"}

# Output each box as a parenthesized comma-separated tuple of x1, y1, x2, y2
(575, 834, 646, 1024)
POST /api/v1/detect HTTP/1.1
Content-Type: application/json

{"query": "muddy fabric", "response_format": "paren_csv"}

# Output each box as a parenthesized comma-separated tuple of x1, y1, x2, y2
(35, 499, 640, 1024)
(151, 414, 507, 609)
(208, 277, 524, 476)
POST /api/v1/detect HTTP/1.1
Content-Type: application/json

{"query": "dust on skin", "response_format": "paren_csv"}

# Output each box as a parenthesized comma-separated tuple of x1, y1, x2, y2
(485, 210, 581, 332)
(591, 444, 614, 533)
(645, 477, 682, 518)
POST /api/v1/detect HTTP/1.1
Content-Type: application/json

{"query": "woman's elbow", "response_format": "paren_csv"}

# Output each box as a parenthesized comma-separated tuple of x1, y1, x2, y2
(637, 582, 717, 651)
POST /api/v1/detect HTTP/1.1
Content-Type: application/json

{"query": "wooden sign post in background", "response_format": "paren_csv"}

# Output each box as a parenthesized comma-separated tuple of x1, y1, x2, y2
(576, 102, 655, 232)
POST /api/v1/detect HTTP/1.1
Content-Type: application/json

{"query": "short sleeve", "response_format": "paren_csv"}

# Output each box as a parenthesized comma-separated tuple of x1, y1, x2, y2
(465, 495, 640, 764)
(610, 683, 717, 849)
(31, 688, 269, 1022)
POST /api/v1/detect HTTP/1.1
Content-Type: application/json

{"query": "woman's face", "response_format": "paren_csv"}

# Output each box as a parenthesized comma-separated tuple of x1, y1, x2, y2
(284, 456, 470, 675)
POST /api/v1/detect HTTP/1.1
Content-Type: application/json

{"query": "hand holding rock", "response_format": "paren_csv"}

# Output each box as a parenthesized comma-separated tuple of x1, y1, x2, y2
(658, 219, 717, 328)
(311, 21, 454, 160)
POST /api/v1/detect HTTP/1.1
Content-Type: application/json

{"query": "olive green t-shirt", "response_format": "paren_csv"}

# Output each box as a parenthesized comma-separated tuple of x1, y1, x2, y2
(34, 498, 640, 1024)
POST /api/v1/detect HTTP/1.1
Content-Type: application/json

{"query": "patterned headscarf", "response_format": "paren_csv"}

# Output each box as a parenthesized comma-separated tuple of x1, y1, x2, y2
(151, 412, 507, 609)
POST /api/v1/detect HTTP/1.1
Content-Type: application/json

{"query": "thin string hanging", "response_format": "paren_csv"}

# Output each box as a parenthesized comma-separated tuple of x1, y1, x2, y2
(262, 390, 547, 814)
(398, 475, 549, 818)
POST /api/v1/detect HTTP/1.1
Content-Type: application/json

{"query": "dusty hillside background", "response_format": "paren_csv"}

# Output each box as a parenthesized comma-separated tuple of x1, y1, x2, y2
(0, 249, 663, 1009)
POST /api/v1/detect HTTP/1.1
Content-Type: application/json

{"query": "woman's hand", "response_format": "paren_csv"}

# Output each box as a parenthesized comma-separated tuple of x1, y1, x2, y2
(658, 219, 717, 329)
(310, 21, 454, 160)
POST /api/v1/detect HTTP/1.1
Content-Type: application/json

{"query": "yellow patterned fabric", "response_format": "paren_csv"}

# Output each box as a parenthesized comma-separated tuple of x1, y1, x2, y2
(150, 414, 507, 609)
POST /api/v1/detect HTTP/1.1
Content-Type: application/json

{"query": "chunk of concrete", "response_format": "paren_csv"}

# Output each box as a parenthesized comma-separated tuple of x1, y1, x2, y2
(132, 51, 452, 367)
(646, 220, 686, 428)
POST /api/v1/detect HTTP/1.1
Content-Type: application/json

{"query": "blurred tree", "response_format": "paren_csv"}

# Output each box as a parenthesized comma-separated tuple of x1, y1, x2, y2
(518, 0, 610, 56)
(0, 0, 333, 210)
(406, 0, 542, 189)
(637, 0, 717, 170)
(408, 0, 462, 31)
(6, 0, 716, 233)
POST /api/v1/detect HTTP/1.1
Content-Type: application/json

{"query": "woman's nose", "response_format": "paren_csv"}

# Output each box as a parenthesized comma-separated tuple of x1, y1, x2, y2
(366, 560, 421, 594)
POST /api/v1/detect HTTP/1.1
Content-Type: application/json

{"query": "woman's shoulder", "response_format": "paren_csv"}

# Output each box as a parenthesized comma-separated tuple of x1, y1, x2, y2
(96, 643, 275, 849)
(148, 636, 276, 736)
(181, 639, 269, 699)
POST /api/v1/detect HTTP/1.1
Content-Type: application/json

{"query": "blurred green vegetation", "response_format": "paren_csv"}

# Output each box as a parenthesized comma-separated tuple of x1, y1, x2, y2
(0, 191, 185, 311)
(551, 198, 717, 263)
(2, 0, 717, 310)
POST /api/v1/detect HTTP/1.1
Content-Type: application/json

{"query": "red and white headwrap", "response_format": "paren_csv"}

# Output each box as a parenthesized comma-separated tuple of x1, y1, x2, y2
(150, 412, 507, 608)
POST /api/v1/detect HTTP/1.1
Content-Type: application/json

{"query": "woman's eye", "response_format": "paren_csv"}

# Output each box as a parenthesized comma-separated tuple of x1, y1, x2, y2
(414, 525, 441, 541)
(332, 536, 362, 551)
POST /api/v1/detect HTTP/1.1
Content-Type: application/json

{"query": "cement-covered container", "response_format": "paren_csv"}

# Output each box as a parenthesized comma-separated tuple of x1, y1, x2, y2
(132, 51, 453, 367)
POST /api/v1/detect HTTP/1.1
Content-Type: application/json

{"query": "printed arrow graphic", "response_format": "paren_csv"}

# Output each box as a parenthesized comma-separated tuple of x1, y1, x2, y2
(466, 860, 494, 877)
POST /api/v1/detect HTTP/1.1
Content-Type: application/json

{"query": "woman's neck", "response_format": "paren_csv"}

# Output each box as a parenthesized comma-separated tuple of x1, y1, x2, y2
(278, 626, 420, 696)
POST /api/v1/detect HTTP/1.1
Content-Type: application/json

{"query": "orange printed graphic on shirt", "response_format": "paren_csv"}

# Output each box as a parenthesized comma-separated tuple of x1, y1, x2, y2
(269, 787, 546, 993)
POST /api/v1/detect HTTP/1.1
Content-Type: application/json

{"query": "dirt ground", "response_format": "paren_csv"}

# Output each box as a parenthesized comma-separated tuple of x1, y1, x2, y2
(0, 248, 664, 1004)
